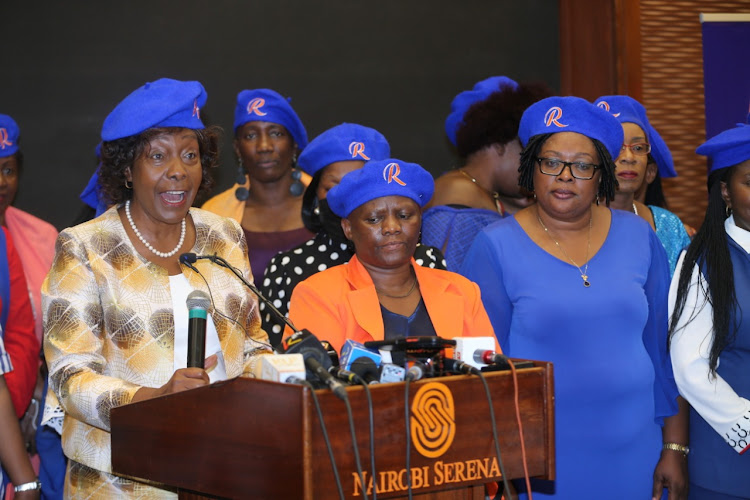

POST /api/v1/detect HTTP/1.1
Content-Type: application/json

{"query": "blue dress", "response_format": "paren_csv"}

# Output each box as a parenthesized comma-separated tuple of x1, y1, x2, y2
(650, 205, 691, 278)
(461, 209, 679, 498)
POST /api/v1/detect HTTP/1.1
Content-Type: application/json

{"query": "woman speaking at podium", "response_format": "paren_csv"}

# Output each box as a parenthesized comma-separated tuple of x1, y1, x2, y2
(284, 158, 495, 353)
(42, 79, 271, 498)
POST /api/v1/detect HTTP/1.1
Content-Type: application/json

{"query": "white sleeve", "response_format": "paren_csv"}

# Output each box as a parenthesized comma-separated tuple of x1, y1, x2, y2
(669, 251, 750, 453)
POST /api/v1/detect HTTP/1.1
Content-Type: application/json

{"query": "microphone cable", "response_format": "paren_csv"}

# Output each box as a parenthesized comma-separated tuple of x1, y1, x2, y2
(293, 377, 345, 500)
(343, 392, 369, 500)
(180, 259, 274, 353)
(404, 376, 414, 500)
(473, 369, 513, 500)
(188, 253, 300, 334)
(509, 359, 532, 498)
(358, 373, 378, 500)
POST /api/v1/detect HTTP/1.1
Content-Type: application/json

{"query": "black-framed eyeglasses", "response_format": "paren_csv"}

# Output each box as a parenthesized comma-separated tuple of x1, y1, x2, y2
(621, 142, 651, 156)
(535, 157, 600, 180)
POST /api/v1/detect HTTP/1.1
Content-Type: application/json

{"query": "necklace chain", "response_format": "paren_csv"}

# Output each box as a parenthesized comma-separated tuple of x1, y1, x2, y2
(536, 211, 592, 287)
(459, 169, 504, 215)
(376, 276, 418, 299)
(125, 200, 187, 259)
(632, 203, 638, 216)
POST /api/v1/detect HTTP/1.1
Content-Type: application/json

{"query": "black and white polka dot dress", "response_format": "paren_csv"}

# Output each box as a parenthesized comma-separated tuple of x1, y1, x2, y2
(259, 231, 447, 347)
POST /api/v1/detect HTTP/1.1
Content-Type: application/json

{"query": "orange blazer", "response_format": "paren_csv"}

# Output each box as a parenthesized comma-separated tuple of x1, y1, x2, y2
(286, 255, 497, 353)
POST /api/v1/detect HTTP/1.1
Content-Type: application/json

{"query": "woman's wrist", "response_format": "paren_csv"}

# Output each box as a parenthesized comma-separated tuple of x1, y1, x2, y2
(662, 442, 689, 456)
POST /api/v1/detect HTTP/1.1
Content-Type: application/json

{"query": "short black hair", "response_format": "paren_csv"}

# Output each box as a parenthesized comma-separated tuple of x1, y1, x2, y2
(518, 133, 618, 204)
(455, 82, 554, 158)
(98, 126, 221, 206)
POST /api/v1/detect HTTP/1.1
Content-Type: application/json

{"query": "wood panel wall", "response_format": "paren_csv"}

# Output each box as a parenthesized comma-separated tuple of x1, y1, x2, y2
(560, 0, 750, 228)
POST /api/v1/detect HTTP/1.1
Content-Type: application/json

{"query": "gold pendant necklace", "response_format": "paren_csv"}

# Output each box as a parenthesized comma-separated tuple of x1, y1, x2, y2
(376, 276, 418, 299)
(536, 211, 593, 287)
(459, 169, 505, 215)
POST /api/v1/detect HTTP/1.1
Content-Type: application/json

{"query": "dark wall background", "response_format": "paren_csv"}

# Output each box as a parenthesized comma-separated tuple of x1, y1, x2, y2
(1, 1, 559, 231)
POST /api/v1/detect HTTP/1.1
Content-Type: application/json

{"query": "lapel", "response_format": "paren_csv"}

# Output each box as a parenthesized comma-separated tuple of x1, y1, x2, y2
(415, 264, 465, 338)
(346, 256, 385, 340)
(345, 256, 465, 340)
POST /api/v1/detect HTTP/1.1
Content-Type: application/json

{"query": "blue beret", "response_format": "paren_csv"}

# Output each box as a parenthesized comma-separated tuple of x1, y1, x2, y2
(327, 158, 435, 218)
(0, 114, 20, 157)
(101, 78, 207, 141)
(696, 123, 750, 174)
(234, 89, 308, 150)
(445, 76, 519, 146)
(594, 95, 677, 178)
(519, 96, 624, 162)
(297, 123, 390, 177)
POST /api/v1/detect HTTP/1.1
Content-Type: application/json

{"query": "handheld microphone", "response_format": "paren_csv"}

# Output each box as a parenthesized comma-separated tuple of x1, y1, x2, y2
(280, 329, 348, 400)
(186, 290, 210, 368)
(474, 350, 511, 369)
(179, 252, 299, 335)
(350, 357, 380, 384)
(443, 357, 480, 375)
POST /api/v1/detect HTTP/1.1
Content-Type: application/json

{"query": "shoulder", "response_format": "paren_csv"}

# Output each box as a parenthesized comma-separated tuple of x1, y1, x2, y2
(58, 206, 122, 242)
(191, 208, 242, 236)
(201, 185, 244, 217)
(294, 262, 351, 295)
(428, 172, 481, 208)
(416, 266, 482, 296)
(5, 206, 58, 237)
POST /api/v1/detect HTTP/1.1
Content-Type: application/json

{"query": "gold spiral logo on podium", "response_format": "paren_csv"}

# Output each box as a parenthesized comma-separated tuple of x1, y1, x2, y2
(410, 382, 456, 458)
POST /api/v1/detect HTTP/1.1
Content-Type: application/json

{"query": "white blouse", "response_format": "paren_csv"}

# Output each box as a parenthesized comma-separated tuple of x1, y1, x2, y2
(668, 215, 750, 453)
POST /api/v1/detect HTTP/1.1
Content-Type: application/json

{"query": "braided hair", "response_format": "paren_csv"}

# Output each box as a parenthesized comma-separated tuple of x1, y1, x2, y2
(518, 133, 618, 204)
(669, 167, 738, 376)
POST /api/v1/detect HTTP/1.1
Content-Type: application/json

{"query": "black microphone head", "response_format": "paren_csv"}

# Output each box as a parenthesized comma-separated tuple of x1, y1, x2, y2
(280, 329, 333, 380)
(180, 252, 198, 264)
(186, 290, 211, 311)
(350, 357, 379, 383)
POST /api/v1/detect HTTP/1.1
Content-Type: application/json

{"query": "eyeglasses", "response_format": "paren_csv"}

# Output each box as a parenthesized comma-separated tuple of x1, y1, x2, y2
(535, 157, 600, 180)
(621, 143, 651, 156)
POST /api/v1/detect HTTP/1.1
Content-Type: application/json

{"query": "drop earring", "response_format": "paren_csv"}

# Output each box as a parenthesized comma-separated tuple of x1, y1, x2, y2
(234, 159, 249, 201)
(289, 152, 304, 197)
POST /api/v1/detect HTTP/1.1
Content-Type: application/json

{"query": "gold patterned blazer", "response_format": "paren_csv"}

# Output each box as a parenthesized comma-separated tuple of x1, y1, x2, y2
(42, 206, 271, 475)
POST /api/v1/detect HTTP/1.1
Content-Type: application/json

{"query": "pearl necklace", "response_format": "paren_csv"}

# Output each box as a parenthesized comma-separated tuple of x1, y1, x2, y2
(125, 200, 186, 258)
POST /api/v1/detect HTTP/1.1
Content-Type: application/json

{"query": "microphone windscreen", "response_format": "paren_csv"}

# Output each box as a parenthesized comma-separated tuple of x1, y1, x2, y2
(180, 252, 198, 264)
(186, 290, 211, 310)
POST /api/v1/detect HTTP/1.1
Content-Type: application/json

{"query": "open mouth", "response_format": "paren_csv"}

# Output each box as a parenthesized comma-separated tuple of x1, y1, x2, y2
(161, 191, 186, 205)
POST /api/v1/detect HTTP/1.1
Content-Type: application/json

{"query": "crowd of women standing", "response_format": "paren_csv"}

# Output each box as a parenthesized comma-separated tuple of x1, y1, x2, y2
(0, 73, 746, 500)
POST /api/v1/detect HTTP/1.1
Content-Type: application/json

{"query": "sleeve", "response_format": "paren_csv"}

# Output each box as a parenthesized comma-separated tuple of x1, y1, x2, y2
(414, 244, 448, 271)
(286, 278, 347, 352)
(465, 281, 500, 352)
(459, 231, 513, 353)
(643, 229, 679, 425)
(2, 229, 40, 418)
(230, 224, 272, 376)
(669, 251, 750, 454)
(258, 251, 293, 341)
(43, 230, 140, 431)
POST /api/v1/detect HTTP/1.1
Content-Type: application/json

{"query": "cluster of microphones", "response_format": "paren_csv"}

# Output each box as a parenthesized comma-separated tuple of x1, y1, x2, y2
(178, 252, 523, 400)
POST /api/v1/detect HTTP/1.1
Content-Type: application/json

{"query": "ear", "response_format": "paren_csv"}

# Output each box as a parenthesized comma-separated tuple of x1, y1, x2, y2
(720, 180, 732, 210)
(645, 162, 658, 184)
(492, 143, 507, 157)
(341, 218, 353, 241)
(233, 139, 241, 161)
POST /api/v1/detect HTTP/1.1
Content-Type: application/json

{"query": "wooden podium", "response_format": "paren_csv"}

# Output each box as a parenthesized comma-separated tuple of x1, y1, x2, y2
(111, 360, 554, 499)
